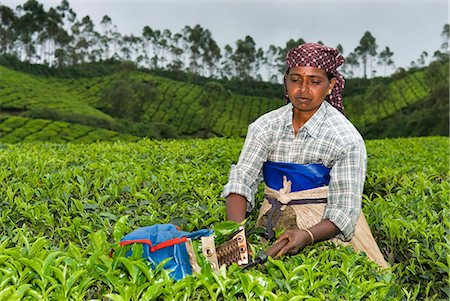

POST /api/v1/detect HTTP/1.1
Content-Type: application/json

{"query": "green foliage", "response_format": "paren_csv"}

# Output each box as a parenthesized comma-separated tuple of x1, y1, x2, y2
(0, 136, 448, 299)
(99, 62, 160, 122)
(424, 60, 449, 92)
(0, 59, 448, 142)
(0, 65, 115, 129)
(345, 60, 448, 133)
(363, 137, 449, 299)
(0, 116, 138, 143)
(342, 76, 394, 98)
(362, 84, 449, 139)
(0, 64, 285, 140)
(0, 54, 122, 78)
(142, 64, 285, 99)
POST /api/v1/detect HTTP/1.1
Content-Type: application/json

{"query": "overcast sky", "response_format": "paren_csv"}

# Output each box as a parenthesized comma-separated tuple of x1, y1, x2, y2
(3, 0, 449, 77)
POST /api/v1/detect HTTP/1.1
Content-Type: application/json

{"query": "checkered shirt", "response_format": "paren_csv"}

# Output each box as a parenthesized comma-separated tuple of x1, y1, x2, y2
(222, 101, 367, 240)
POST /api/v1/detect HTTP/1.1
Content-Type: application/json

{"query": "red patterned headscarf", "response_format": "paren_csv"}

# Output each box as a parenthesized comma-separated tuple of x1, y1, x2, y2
(284, 43, 345, 114)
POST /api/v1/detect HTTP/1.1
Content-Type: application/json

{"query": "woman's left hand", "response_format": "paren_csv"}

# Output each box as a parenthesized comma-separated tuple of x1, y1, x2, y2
(273, 229, 312, 258)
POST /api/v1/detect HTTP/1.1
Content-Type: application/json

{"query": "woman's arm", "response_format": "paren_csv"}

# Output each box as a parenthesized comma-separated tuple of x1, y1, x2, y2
(274, 142, 366, 257)
(225, 193, 247, 223)
(223, 122, 271, 216)
(273, 219, 341, 257)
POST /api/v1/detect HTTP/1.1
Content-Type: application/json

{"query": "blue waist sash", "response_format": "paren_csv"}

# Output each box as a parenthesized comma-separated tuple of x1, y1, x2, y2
(263, 161, 331, 192)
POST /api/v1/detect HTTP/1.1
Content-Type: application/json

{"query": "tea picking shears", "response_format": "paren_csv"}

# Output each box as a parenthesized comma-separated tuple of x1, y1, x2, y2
(241, 238, 289, 270)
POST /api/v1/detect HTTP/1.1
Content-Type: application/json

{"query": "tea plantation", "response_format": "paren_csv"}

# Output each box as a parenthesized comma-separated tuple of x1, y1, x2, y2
(0, 136, 448, 300)
(1, 60, 448, 141)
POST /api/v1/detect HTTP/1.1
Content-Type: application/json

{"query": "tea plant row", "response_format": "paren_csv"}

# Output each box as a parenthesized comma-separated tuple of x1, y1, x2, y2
(2, 62, 445, 142)
(0, 136, 448, 300)
(0, 65, 284, 140)
(0, 116, 137, 144)
(345, 67, 437, 127)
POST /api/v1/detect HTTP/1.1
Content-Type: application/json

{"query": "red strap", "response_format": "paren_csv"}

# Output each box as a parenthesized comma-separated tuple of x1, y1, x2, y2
(119, 237, 187, 252)
(120, 238, 153, 247)
(151, 237, 187, 252)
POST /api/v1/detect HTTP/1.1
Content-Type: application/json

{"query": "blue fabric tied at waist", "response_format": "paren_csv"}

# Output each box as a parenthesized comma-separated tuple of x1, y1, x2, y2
(262, 161, 331, 240)
(263, 161, 331, 192)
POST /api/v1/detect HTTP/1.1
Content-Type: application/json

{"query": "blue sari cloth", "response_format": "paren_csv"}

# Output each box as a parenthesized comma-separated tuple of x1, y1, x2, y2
(261, 161, 331, 240)
(263, 161, 331, 192)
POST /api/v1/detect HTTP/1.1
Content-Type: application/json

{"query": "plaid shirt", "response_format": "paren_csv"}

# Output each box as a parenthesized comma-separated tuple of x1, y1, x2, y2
(222, 101, 367, 240)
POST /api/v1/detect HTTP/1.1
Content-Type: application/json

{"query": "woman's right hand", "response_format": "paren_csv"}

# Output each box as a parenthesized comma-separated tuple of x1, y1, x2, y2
(272, 229, 313, 258)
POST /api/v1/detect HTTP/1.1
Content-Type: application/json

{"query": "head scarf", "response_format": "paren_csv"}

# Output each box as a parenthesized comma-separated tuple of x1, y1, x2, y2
(284, 43, 345, 114)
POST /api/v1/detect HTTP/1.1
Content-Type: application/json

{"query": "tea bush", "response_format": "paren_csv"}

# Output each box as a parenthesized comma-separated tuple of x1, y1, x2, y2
(0, 136, 448, 300)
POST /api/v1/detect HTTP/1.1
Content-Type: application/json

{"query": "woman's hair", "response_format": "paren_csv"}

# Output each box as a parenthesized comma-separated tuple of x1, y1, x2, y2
(326, 72, 334, 81)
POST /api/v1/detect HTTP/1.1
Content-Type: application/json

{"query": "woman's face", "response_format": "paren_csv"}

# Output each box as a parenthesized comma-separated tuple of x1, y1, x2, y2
(285, 66, 336, 114)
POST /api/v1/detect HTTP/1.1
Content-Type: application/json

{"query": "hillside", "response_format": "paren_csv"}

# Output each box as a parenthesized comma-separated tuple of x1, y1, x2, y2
(0, 60, 448, 143)
(362, 84, 449, 139)
(345, 61, 449, 135)
(0, 116, 138, 144)
(0, 64, 284, 141)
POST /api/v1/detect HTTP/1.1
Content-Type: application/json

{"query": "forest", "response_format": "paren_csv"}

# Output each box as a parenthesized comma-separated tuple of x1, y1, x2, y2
(1, 0, 448, 83)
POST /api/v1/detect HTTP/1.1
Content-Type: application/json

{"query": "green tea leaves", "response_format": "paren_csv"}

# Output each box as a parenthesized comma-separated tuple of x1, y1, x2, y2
(0, 137, 447, 299)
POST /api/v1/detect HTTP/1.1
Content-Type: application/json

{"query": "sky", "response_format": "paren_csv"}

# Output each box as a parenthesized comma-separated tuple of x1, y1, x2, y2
(3, 0, 449, 77)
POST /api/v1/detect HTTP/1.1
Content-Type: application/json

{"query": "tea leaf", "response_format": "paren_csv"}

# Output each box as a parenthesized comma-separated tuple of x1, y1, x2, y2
(113, 215, 130, 243)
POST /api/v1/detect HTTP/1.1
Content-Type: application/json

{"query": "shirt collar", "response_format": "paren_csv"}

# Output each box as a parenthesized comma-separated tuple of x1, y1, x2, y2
(284, 101, 329, 139)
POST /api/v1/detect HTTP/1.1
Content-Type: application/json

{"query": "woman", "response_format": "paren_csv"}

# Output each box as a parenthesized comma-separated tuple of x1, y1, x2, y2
(222, 43, 388, 268)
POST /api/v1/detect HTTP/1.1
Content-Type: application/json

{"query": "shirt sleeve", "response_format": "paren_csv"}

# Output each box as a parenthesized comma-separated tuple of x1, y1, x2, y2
(322, 141, 367, 241)
(221, 122, 270, 209)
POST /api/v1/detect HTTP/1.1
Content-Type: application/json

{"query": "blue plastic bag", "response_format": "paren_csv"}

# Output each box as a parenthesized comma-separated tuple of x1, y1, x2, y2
(119, 224, 213, 280)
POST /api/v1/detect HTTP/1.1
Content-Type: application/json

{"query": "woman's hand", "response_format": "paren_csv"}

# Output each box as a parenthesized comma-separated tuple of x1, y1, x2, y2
(272, 219, 341, 258)
(273, 229, 313, 258)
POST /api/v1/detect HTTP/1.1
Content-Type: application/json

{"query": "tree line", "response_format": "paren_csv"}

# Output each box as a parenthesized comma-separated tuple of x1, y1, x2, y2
(0, 0, 448, 82)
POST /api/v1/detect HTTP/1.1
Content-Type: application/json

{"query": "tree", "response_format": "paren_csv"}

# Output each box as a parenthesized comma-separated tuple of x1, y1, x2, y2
(74, 15, 99, 62)
(182, 25, 202, 74)
(56, 0, 76, 33)
(203, 36, 221, 77)
(182, 24, 220, 77)
(54, 0, 75, 66)
(440, 23, 449, 53)
(142, 25, 155, 68)
(158, 29, 171, 68)
(167, 32, 184, 72)
(220, 44, 234, 79)
(343, 52, 359, 78)
(16, 0, 47, 62)
(355, 31, 378, 78)
(99, 15, 113, 60)
(264, 45, 281, 83)
(0, 5, 18, 55)
(231, 35, 256, 80)
(253, 47, 264, 81)
(120, 34, 141, 61)
(416, 51, 428, 67)
(378, 46, 395, 76)
(100, 62, 159, 121)
(434, 24, 450, 62)
(38, 7, 65, 65)
(142, 26, 162, 69)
